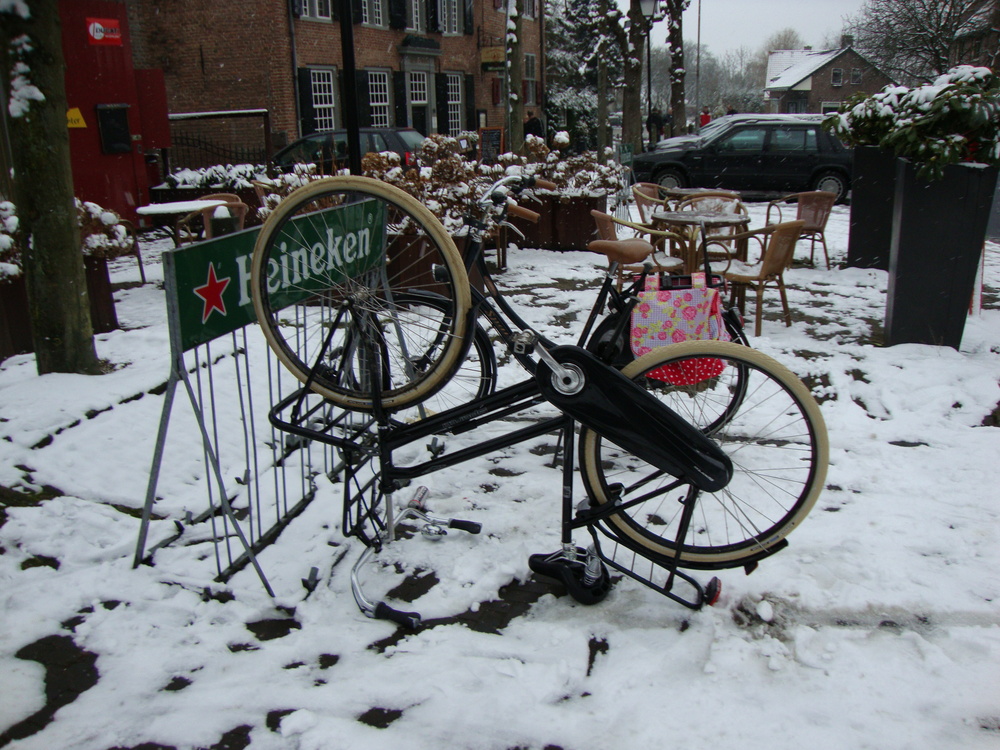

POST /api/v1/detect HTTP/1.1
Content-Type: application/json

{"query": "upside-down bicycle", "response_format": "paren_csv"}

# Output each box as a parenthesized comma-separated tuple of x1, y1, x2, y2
(250, 173, 828, 627)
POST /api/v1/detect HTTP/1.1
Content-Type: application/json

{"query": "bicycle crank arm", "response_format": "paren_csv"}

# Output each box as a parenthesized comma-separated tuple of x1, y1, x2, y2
(536, 346, 733, 492)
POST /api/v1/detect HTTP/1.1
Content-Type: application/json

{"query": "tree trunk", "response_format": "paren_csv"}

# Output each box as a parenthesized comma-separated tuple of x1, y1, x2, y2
(597, 57, 608, 162)
(620, 0, 647, 154)
(667, 0, 686, 136)
(1, 1, 100, 374)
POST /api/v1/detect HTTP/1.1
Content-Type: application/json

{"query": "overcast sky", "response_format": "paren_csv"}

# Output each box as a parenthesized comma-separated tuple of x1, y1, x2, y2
(669, 0, 869, 58)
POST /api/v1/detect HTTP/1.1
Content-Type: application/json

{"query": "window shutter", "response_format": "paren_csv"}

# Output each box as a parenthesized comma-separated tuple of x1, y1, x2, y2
(464, 75, 475, 130)
(389, 0, 407, 29)
(393, 72, 408, 127)
(351, 0, 363, 23)
(491, 78, 502, 106)
(426, 0, 439, 32)
(297, 68, 317, 136)
(463, 0, 474, 34)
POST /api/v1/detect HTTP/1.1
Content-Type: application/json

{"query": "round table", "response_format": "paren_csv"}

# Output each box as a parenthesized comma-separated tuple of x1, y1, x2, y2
(651, 210, 750, 273)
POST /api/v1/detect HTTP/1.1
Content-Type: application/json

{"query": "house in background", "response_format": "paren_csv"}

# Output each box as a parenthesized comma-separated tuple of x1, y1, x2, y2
(950, 0, 1000, 69)
(125, 0, 544, 171)
(764, 37, 893, 115)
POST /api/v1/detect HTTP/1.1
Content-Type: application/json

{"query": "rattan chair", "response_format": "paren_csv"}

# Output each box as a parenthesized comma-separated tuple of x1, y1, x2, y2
(117, 219, 146, 284)
(200, 201, 249, 239)
(175, 193, 242, 244)
(721, 220, 805, 337)
(765, 191, 837, 269)
(677, 192, 750, 268)
(631, 182, 673, 224)
(590, 209, 685, 290)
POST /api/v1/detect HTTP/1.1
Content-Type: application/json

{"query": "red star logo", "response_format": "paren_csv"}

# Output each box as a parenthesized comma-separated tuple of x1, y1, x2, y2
(193, 263, 231, 324)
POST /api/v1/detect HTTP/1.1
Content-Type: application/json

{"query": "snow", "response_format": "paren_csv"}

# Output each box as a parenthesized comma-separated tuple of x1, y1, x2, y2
(1, 201, 1000, 749)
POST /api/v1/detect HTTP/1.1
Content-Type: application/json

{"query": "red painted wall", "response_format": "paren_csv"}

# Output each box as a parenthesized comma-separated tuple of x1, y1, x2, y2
(59, 0, 167, 222)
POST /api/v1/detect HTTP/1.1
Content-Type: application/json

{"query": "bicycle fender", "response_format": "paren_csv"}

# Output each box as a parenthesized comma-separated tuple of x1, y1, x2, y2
(536, 346, 733, 492)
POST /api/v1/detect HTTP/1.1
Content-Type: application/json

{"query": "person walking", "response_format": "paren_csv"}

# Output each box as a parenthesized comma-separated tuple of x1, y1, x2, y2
(524, 110, 544, 139)
(699, 107, 711, 128)
(646, 107, 664, 150)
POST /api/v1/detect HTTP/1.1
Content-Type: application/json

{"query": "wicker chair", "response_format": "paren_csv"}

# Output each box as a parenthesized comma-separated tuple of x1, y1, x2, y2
(631, 182, 673, 224)
(200, 201, 249, 239)
(116, 219, 146, 284)
(765, 191, 837, 269)
(677, 192, 750, 268)
(590, 210, 685, 290)
(175, 193, 242, 244)
(721, 220, 805, 337)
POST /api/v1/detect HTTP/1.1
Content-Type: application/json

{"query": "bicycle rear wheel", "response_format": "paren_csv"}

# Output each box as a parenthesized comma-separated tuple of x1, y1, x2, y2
(251, 176, 471, 412)
(579, 340, 828, 569)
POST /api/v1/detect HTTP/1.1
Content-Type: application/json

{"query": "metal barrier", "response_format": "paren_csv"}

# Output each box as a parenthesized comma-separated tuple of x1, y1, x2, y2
(132, 226, 342, 595)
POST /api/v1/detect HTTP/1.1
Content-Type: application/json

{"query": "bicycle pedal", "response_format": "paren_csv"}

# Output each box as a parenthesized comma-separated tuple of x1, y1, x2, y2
(513, 330, 537, 355)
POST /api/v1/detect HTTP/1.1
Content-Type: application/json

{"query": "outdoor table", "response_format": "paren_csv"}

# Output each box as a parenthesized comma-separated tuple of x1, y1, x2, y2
(137, 199, 228, 246)
(651, 209, 750, 273)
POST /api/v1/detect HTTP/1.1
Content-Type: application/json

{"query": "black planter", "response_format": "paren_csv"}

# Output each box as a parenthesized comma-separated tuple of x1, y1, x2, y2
(885, 159, 998, 349)
(846, 146, 896, 270)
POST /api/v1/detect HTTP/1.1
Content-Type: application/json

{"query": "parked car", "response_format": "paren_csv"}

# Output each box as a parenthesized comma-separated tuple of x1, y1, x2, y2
(636, 114, 852, 202)
(272, 127, 426, 173)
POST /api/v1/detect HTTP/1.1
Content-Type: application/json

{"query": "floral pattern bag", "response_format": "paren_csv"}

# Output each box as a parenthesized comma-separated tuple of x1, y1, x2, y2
(630, 273, 731, 385)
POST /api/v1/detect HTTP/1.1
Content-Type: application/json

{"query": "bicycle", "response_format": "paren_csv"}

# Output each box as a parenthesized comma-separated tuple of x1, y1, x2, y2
(250, 174, 828, 627)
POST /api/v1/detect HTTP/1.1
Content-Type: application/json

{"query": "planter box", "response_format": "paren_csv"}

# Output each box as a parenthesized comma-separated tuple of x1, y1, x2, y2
(846, 146, 896, 271)
(0, 257, 118, 361)
(885, 160, 998, 349)
(506, 194, 606, 251)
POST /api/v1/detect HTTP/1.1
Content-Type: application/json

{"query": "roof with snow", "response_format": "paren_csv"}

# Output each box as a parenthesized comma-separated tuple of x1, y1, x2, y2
(765, 48, 847, 91)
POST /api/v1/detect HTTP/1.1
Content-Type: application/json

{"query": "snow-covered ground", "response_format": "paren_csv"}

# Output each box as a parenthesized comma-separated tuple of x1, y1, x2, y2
(1, 201, 999, 750)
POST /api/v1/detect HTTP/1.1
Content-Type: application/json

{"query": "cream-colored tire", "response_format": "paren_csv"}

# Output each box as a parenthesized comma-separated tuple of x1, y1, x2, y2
(579, 340, 828, 569)
(251, 176, 470, 412)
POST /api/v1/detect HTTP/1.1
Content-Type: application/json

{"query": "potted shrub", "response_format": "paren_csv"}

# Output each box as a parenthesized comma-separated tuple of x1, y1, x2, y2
(1, 199, 133, 359)
(826, 66, 1000, 348)
(152, 163, 266, 226)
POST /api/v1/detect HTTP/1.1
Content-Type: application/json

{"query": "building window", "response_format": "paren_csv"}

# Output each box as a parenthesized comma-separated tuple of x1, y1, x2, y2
(362, 0, 384, 26)
(300, 0, 332, 18)
(851, 68, 862, 85)
(440, 0, 459, 33)
(524, 54, 537, 106)
(311, 69, 337, 131)
(368, 71, 391, 127)
(407, 0, 422, 30)
(523, 0, 536, 18)
(409, 72, 428, 106)
(831, 68, 843, 86)
(446, 73, 463, 134)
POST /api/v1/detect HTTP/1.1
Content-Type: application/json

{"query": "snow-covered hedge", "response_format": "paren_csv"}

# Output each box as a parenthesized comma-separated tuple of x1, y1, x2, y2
(0, 200, 134, 280)
(825, 65, 1000, 180)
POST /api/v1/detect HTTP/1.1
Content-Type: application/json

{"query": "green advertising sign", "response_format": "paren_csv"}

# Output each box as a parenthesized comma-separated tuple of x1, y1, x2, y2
(165, 200, 386, 352)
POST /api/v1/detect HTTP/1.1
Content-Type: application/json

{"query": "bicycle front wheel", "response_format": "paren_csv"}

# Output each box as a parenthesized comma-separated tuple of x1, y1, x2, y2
(579, 340, 828, 569)
(251, 176, 471, 411)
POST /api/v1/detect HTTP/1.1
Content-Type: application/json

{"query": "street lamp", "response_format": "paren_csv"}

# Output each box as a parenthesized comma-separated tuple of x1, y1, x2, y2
(638, 0, 664, 149)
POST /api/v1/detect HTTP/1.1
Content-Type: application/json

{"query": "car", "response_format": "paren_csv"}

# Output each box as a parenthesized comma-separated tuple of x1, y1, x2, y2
(272, 127, 426, 173)
(636, 114, 852, 202)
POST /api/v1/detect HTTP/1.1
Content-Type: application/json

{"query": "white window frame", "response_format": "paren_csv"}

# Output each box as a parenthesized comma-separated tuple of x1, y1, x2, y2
(368, 71, 391, 127)
(407, 0, 422, 31)
(362, 0, 384, 26)
(439, 0, 459, 34)
(409, 72, 428, 106)
(524, 54, 537, 106)
(831, 68, 844, 87)
(301, 0, 332, 19)
(446, 73, 463, 135)
(311, 69, 337, 131)
(523, 0, 536, 19)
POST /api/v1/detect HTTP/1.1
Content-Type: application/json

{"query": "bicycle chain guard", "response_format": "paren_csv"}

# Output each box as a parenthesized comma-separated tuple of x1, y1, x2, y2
(536, 345, 733, 493)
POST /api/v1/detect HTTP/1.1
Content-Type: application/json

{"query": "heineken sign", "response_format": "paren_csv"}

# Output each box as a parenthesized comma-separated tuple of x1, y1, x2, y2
(165, 200, 386, 351)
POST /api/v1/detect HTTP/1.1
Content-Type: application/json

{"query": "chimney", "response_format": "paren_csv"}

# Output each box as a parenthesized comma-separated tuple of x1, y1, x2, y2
(841, 34, 854, 48)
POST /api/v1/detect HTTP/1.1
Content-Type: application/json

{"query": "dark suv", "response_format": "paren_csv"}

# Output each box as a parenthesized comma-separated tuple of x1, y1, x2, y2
(272, 127, 426, 173)
(633, 115, 852, 202)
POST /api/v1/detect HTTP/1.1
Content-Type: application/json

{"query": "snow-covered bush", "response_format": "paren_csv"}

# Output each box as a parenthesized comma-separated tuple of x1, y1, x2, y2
(164, 163, 265, 190)
(0, 200, 134, 279)
(825, 65, 1000, 180)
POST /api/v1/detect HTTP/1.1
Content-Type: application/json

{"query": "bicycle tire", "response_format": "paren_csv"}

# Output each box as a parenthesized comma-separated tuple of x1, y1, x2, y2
(251, 176, 471, 411)
(578, 340, 828, 569)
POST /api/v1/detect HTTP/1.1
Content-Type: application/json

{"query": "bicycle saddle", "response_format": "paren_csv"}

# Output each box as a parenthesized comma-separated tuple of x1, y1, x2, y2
(588, 238, 655, 265)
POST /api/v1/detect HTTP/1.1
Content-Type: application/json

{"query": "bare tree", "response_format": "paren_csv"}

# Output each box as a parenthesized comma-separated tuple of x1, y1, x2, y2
(1, 0, 100, 374)
(847, 0, 988, 83)
(665, 0, 691, 136)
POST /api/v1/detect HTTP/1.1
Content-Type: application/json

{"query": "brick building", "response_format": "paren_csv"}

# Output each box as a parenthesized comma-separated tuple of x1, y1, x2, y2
(764, 41, 893, 115)
(124, 0, 544, 165)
